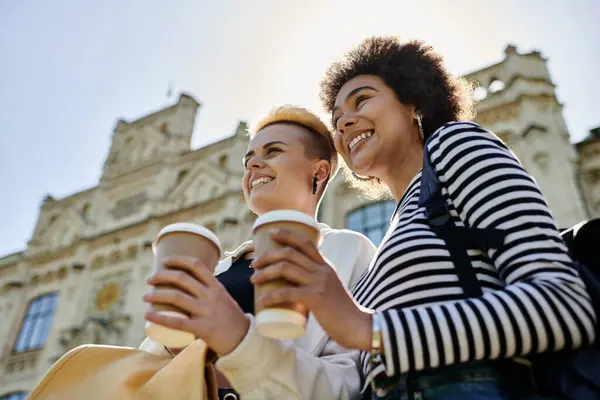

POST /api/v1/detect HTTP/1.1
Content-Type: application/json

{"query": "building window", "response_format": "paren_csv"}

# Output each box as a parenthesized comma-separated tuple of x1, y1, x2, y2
(472, 86, 487, 101)
(488, 79, 505, 93)
(81, 203, 90, 219)
(346, 201, 396, 245)
(126, 245, 138, 260)
(219, 155, 228, 169)
(0, 392, 28, 400)
(177, 169, 189, 184)
(91, 255, 105, 268)
(13, 293, 58, 353)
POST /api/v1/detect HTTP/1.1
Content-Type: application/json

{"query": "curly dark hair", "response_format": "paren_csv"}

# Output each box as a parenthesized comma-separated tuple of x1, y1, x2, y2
(321, 36, 476, 136)
(319, 36, 476, 198)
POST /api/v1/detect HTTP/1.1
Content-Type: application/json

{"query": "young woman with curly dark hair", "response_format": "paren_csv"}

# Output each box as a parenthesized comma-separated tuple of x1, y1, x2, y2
(250, 37, 595, 399)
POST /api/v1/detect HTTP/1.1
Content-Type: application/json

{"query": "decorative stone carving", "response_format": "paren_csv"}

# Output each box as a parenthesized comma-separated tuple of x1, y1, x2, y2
(56, 313, 132, 355)
(142, 241, 153, 252)
(73, 262, 85, 272)
(4, 350, 41, 377)
(51, 272, 133, 358)
(126, 245, 138, 260)
(89, 271, 130, 314)
(108, 250, 121, 264)
(30, 275, 40, 286)
(91, 255, 105, 269)
(94, 281, 121, 312)
(110, 192, 148, 220)
(533, 152, 550, 172)
(57, 266, 68, 280)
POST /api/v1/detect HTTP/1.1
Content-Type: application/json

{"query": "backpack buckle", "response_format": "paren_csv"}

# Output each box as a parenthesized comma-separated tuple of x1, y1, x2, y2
(430, 213, 450, 227)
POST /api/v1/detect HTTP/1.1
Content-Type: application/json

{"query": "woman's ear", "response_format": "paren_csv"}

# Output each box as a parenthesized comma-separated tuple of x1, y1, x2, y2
(313, 160, 331, 184)
(408, 104, 419, 121)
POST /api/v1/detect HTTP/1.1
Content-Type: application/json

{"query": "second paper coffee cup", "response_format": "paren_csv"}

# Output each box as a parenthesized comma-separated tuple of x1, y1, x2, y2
(252, 210, 320, 339)
(145, 222, 222, 348)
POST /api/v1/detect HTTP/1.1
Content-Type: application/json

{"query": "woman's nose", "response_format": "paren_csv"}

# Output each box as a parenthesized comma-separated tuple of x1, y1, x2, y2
(338, 116, 357, 135)
(247, 155, 265, 169)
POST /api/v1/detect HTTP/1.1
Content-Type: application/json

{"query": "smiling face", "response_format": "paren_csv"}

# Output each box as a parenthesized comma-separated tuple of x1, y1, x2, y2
(331, 75, 421, 181)
(242, 123, 325, 215)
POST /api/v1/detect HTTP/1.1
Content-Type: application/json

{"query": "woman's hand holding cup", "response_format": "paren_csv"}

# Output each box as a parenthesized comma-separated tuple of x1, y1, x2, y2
(144, 222, 249, 356)
(144, 256, 250, 356)
(251, 227, 373, 351)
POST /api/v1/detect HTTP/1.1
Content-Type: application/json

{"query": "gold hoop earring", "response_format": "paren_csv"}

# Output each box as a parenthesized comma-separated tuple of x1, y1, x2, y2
(416, 112, 424, 140)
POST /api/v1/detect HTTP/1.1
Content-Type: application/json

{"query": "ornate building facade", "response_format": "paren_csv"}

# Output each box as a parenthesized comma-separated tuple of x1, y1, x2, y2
(1, 45, 598, 397)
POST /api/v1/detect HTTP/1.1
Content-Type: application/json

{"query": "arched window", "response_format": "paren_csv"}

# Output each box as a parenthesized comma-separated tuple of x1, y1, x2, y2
(0, 392, 28, 400)
(13, 293, 58, 353)
(81, 203, 90, 219)
(346, 201, 396, 245)
(176, 169, 189, 184)
(219, 155, 228, 169)
(489, 79, 505, 93)
(472, 86, 487, 101)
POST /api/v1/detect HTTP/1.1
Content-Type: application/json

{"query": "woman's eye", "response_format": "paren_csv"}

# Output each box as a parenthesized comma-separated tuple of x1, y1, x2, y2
(356, 95, 369, 107)
(266, 147, 281, 154)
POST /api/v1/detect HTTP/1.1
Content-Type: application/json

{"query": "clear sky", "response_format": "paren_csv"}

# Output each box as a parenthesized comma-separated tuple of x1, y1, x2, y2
(0, 0, 598, 257)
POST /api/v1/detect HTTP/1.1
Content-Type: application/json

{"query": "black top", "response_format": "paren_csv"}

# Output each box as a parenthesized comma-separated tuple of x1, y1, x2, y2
(216, 256, 255, 315)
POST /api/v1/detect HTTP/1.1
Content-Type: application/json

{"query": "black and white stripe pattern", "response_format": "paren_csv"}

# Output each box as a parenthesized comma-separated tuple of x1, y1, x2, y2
(354, 121, 596, 380)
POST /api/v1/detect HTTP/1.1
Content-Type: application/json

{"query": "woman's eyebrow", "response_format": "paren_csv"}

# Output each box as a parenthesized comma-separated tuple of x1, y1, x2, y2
(331, 85, 378, 114)
(243, 141, 288, 161)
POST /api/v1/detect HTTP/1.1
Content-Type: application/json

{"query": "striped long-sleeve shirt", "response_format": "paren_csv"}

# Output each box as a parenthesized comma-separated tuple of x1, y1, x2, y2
(353, 121, 596, 381)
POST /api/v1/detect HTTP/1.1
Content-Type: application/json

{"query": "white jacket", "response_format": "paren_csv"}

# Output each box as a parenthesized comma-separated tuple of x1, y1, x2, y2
(140, 223, 376, 399)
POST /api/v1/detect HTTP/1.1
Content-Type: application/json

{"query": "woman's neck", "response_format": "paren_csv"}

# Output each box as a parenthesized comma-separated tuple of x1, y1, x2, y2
(382, 146, 424, 202)
(260, 203, 318, 219)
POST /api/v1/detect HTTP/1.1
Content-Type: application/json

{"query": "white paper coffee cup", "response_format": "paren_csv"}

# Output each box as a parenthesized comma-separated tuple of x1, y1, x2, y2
(252, 210, 320, 339)
(145, 222, 222, 348)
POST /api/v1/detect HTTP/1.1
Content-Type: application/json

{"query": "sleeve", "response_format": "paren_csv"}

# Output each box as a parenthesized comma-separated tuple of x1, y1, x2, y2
(377, 121, 597, 376)
(344, 231, 378, 291)
(215, 233, 376, 400)
(216, 315, 360, 400)
(139, 337, 173, 358)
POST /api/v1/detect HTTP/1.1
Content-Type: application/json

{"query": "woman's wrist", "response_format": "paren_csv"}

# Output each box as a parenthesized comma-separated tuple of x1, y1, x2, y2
(356, 310, 374, 351)
(216, 314, 251, 356)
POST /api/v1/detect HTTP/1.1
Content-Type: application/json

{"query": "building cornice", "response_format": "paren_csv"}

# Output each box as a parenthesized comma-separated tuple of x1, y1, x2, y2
(16, 190, 245, 267)
(462, 47, 546, 80)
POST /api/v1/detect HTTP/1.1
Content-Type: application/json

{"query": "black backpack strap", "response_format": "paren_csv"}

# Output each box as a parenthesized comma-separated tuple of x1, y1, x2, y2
(419, 136, 505, 299)
(420, 177, 484, 298)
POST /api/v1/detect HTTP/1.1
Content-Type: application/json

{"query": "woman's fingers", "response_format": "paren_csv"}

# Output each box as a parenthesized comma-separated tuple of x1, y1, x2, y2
(257, 286, 309, 308)
(251, 261, 313, 286)
(146, 269, 207, 298)
(144, 311, 197, 334)
(143, 289, 208, 317)
(252, 243, 317, 272)
(161, 256, 219, 288)
(269, 228, 323, 262)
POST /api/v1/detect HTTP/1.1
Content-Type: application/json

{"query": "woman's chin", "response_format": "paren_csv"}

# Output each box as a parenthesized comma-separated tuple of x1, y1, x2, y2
(249, 190, 281, 214)
(348, 137, 378, 169)
(348, 154, 376, 177)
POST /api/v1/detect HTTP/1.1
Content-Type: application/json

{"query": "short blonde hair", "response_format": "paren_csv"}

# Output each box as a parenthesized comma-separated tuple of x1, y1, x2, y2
(249, 105, 339, 182)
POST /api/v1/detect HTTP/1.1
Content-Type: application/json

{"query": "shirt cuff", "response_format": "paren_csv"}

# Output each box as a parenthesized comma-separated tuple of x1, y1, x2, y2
(380, 309, 406, 377)
(139, 337, 173, 358)
(215, 314, 286, 392)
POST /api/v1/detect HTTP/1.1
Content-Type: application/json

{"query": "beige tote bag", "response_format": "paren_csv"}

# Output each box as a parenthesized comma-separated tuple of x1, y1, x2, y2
(27, 339, 218, 400)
